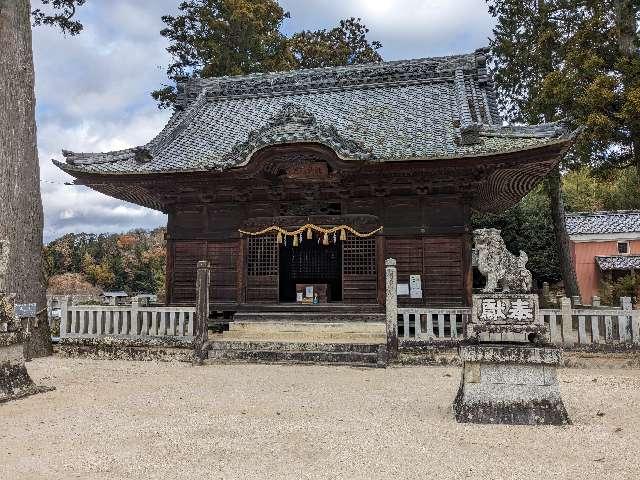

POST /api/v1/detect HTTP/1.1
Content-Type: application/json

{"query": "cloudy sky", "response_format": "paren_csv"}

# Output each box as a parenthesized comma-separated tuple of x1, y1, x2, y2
(34, 0, 496, 243)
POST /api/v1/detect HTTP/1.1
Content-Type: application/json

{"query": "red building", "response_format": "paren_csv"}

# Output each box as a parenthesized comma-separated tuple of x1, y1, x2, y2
(567, 211, 640, 304)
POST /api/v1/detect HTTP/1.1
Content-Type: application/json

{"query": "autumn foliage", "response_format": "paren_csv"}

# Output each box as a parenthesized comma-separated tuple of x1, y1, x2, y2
(44, 228, 166, 298)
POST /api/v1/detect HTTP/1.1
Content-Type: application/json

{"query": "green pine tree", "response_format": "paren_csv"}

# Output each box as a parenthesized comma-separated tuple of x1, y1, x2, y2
(151, 0, 382, 109)
(487, 0, 640, 296)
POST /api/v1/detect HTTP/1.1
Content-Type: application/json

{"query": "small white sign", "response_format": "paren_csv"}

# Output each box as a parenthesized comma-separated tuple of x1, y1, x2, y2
(409, 275, 422, 291)
(296, 292, 303, 302)
(410, 289, 423, 299)
(15, 303, 37, 318)
(397, 284, 409, 295)
(305, 286, 314, 298)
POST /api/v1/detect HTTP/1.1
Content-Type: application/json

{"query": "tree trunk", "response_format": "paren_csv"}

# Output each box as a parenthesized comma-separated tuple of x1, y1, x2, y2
(615, 0, 636, 56)
(0, 1, 52, 357)
(615, 0, 640, 172)
(546, 165, 580, 299)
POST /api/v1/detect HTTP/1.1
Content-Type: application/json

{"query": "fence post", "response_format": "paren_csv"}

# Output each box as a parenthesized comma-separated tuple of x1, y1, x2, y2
(385, 258, 398, 361)
(59, 296, 69, 337)
(620, 297, 632, 342)
(130, 297, 140, 337)
(561, 297, 573, 347)
(193, 260, 210, 364)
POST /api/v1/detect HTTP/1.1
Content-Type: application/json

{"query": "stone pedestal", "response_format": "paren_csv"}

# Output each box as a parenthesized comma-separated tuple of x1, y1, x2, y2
(453, 344, 570, 425)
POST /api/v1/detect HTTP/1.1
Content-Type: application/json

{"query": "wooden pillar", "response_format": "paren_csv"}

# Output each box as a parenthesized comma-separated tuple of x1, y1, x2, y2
(463, 232, 473, 307)
(385, 258, 398, 360)
(193, 260, 210, 365)
(237, 237, 246, 304)
(376, 235, 385, 305)
(164, 238, 174, 305)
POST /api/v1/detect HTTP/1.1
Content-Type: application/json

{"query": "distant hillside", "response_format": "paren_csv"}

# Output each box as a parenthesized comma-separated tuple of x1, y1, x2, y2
(44, 228, 166, 298)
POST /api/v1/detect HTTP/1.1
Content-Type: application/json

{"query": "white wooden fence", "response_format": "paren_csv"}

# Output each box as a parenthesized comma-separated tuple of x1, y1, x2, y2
(58, 297, 196, 340)
(399, 298, 640, 347)
(397, 308, 469, 342)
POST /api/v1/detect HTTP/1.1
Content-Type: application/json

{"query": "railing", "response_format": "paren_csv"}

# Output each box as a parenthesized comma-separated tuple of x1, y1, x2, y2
(397, 302, 640, 347)
(398, 308, 470, 342)
(59, 297, 196, 341)
(541, 302, 640, 346)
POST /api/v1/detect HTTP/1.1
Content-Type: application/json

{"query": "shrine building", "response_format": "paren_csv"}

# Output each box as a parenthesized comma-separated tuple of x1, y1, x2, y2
(55, 49, 576, 315)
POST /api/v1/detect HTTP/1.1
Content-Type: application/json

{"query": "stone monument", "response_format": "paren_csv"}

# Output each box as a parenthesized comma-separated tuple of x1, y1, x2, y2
(0, 293, 53, 403)
(453, 228, 570, 425)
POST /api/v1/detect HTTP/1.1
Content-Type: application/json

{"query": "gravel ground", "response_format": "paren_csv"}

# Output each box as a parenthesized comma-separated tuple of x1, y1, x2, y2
(1, 357, 640, 480)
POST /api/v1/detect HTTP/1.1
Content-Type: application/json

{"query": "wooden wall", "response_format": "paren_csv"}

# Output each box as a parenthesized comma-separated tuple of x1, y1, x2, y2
(385, 235, 467, 307)
(167, 239, 239, 305)
(165, 193, 471, 307)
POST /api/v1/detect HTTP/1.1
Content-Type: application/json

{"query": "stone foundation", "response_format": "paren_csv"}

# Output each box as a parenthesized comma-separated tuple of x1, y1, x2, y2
(57, 336, 194, 362)
(453, 344, 570, 425)
(0, 333, 53, 403)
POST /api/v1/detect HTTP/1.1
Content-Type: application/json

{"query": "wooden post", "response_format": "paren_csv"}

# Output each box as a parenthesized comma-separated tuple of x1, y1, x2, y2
(193, 260, 210, 364)
(385, 258, 398, 361)
(560, 297, 573, 347)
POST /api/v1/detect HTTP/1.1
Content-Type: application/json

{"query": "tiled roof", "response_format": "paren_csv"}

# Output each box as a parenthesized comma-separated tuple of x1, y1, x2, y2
(566, 211, 640, 235)
(55, 49, 574, 176)
(596, 255, 640, 271)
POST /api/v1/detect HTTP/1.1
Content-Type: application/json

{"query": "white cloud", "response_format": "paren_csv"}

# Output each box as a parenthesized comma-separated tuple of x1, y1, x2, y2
(33, 0, 495, 242)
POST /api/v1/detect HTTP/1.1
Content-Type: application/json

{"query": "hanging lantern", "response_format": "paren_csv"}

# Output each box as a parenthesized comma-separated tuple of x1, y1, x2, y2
(322, 233, 329, 245)
(293, 235, 299, 247)
(277, 231, 283, 244)
(333, 232, 337, 243)
(299, 232, 303, 243)
(307, 227, 312, 240)
(340, 228, 346, 241)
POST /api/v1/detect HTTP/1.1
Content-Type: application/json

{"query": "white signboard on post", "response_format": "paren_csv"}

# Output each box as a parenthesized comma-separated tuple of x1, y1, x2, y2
(409, 275, 422, 298)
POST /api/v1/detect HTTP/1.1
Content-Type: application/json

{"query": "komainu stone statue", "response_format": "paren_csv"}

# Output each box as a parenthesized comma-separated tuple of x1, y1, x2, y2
(453, 228, 570, 426)
(473, 228, 532, 293)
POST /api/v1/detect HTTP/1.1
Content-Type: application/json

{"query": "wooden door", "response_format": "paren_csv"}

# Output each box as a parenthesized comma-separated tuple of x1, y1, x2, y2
(246, 236, 279, 303)
(342, 237, 377, 303)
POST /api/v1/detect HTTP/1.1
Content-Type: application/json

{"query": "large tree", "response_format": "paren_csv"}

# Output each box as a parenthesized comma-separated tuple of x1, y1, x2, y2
(152, 0, 382, 109)
(487, 0, 640, 297)
(0, 0, 84, 357)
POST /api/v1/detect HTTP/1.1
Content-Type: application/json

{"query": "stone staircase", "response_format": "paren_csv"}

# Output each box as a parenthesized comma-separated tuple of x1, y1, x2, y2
(204, 307, 387, 367)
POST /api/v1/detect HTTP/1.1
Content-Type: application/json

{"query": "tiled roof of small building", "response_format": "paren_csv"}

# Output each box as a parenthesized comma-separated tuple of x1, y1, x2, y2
(566, 211, 640, 235)
(55, 49, 574, 176)
(596, 255, 640, 271)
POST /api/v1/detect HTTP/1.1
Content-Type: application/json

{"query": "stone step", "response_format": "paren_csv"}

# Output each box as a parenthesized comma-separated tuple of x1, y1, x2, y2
(207, 340, 382, 353)
(234, 304, 383, 314)
(205, 341, 387, 367)
(228, 321, 386, 334)
(233, 312, 385, 323)
(222, 331, 386, 343)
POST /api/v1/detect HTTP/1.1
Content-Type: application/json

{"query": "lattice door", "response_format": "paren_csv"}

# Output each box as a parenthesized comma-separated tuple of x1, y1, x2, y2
(246, 236, 279, 302)
(342, 237, 377, 303)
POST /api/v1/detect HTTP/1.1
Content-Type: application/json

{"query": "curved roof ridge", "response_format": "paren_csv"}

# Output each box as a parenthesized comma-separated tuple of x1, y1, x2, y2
(176, 48, 491, 108)
(54, 47, 578, 176)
